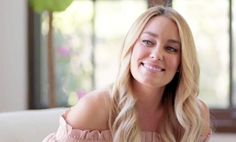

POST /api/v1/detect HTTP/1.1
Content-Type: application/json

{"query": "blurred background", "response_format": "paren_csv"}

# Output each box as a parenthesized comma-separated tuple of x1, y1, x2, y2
(0, 0, 235, 136)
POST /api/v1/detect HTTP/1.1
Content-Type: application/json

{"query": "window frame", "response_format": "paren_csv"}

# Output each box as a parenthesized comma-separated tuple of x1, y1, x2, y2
(210, 0, 236, 133)
(211, 109, 236, 132)
(28, 6, 44, 109)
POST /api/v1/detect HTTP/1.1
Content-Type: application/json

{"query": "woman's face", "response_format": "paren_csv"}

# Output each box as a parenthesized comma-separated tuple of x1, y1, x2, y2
(130, 16, 181, 89)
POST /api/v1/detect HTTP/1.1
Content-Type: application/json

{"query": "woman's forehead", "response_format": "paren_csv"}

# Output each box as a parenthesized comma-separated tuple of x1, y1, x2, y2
(141, 16, 180, 42)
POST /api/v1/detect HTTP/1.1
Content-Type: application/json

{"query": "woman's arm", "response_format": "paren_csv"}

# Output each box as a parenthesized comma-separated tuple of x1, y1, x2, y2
(42, 89, 110, 142)
(198, 99, 212, 142)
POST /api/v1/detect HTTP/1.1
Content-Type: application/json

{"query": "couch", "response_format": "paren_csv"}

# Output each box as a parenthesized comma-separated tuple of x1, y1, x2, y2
(0, 107, 236, 142)
(0, 108, 66, 142)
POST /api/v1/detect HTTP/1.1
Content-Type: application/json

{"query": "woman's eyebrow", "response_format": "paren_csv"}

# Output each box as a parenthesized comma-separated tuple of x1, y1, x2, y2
(167, 39, 181, 46)
(143, 31, 159, 37)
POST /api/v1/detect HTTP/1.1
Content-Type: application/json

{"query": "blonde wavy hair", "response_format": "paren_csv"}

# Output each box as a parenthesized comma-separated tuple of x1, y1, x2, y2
(108, 5, 204, 142)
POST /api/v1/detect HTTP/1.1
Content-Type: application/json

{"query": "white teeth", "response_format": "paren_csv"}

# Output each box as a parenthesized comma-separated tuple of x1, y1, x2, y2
(142, 63, 164, 72)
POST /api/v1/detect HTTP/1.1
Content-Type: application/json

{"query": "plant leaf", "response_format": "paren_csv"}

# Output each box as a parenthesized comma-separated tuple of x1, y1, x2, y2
(29, 0, 73, 13)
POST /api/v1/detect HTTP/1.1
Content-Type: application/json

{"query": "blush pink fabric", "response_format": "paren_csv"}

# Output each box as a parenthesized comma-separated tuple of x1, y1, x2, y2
(42, 114, 211, 142)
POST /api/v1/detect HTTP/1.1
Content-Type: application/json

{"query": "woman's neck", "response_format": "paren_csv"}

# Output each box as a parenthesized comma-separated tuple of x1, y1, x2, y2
(132, 80, 165, 112)
(131, 80, 165, 132)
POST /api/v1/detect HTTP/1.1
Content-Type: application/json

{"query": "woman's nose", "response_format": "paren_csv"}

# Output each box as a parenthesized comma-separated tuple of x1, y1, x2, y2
(150, 45, 164, 61)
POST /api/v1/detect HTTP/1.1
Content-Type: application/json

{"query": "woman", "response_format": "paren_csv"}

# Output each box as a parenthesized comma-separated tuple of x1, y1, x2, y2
(43, 5, 211, 142)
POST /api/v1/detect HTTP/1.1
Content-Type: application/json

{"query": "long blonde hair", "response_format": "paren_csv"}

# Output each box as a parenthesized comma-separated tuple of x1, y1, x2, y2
(108, 5, 204, 142)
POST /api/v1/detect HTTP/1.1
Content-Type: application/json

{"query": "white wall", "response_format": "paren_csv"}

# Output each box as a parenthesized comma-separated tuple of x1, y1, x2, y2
(0, 0, 28, 112)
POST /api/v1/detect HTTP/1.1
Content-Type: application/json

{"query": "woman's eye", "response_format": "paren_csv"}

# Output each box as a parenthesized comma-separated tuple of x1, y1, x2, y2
(142, 40, 153, 47)
(166, 46, 178, 53)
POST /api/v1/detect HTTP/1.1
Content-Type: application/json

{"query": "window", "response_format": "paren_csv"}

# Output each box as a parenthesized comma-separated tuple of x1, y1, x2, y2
(28, 0, 147, 108)
(173, 0, 236, 132)
(233, 0, 236, 107)
(173, 0, 229, 108)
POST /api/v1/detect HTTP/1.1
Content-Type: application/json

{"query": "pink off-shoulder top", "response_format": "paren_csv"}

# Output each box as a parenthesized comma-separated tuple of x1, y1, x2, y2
(42, 114, 211, 142)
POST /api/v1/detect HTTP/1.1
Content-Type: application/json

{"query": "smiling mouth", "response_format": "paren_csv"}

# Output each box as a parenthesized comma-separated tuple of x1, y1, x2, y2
(141, 63, 166, 72)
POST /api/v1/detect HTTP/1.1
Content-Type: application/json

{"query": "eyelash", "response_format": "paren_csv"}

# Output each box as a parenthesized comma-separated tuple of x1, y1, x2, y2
(142, 40, 154, 47)
(166, 46, 178, 53)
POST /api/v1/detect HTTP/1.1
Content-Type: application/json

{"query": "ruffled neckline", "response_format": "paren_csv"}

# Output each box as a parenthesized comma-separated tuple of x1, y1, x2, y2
(56, 111, 211, 142)
(58, 115, 160, 141)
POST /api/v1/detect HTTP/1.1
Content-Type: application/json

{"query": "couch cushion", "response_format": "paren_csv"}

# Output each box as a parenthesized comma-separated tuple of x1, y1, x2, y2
(0, 108, 67, 142)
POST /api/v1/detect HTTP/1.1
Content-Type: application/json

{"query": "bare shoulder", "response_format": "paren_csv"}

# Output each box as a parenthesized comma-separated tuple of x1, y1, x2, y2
(197, 99, 211, 135)
(66, 88, 111, 130)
